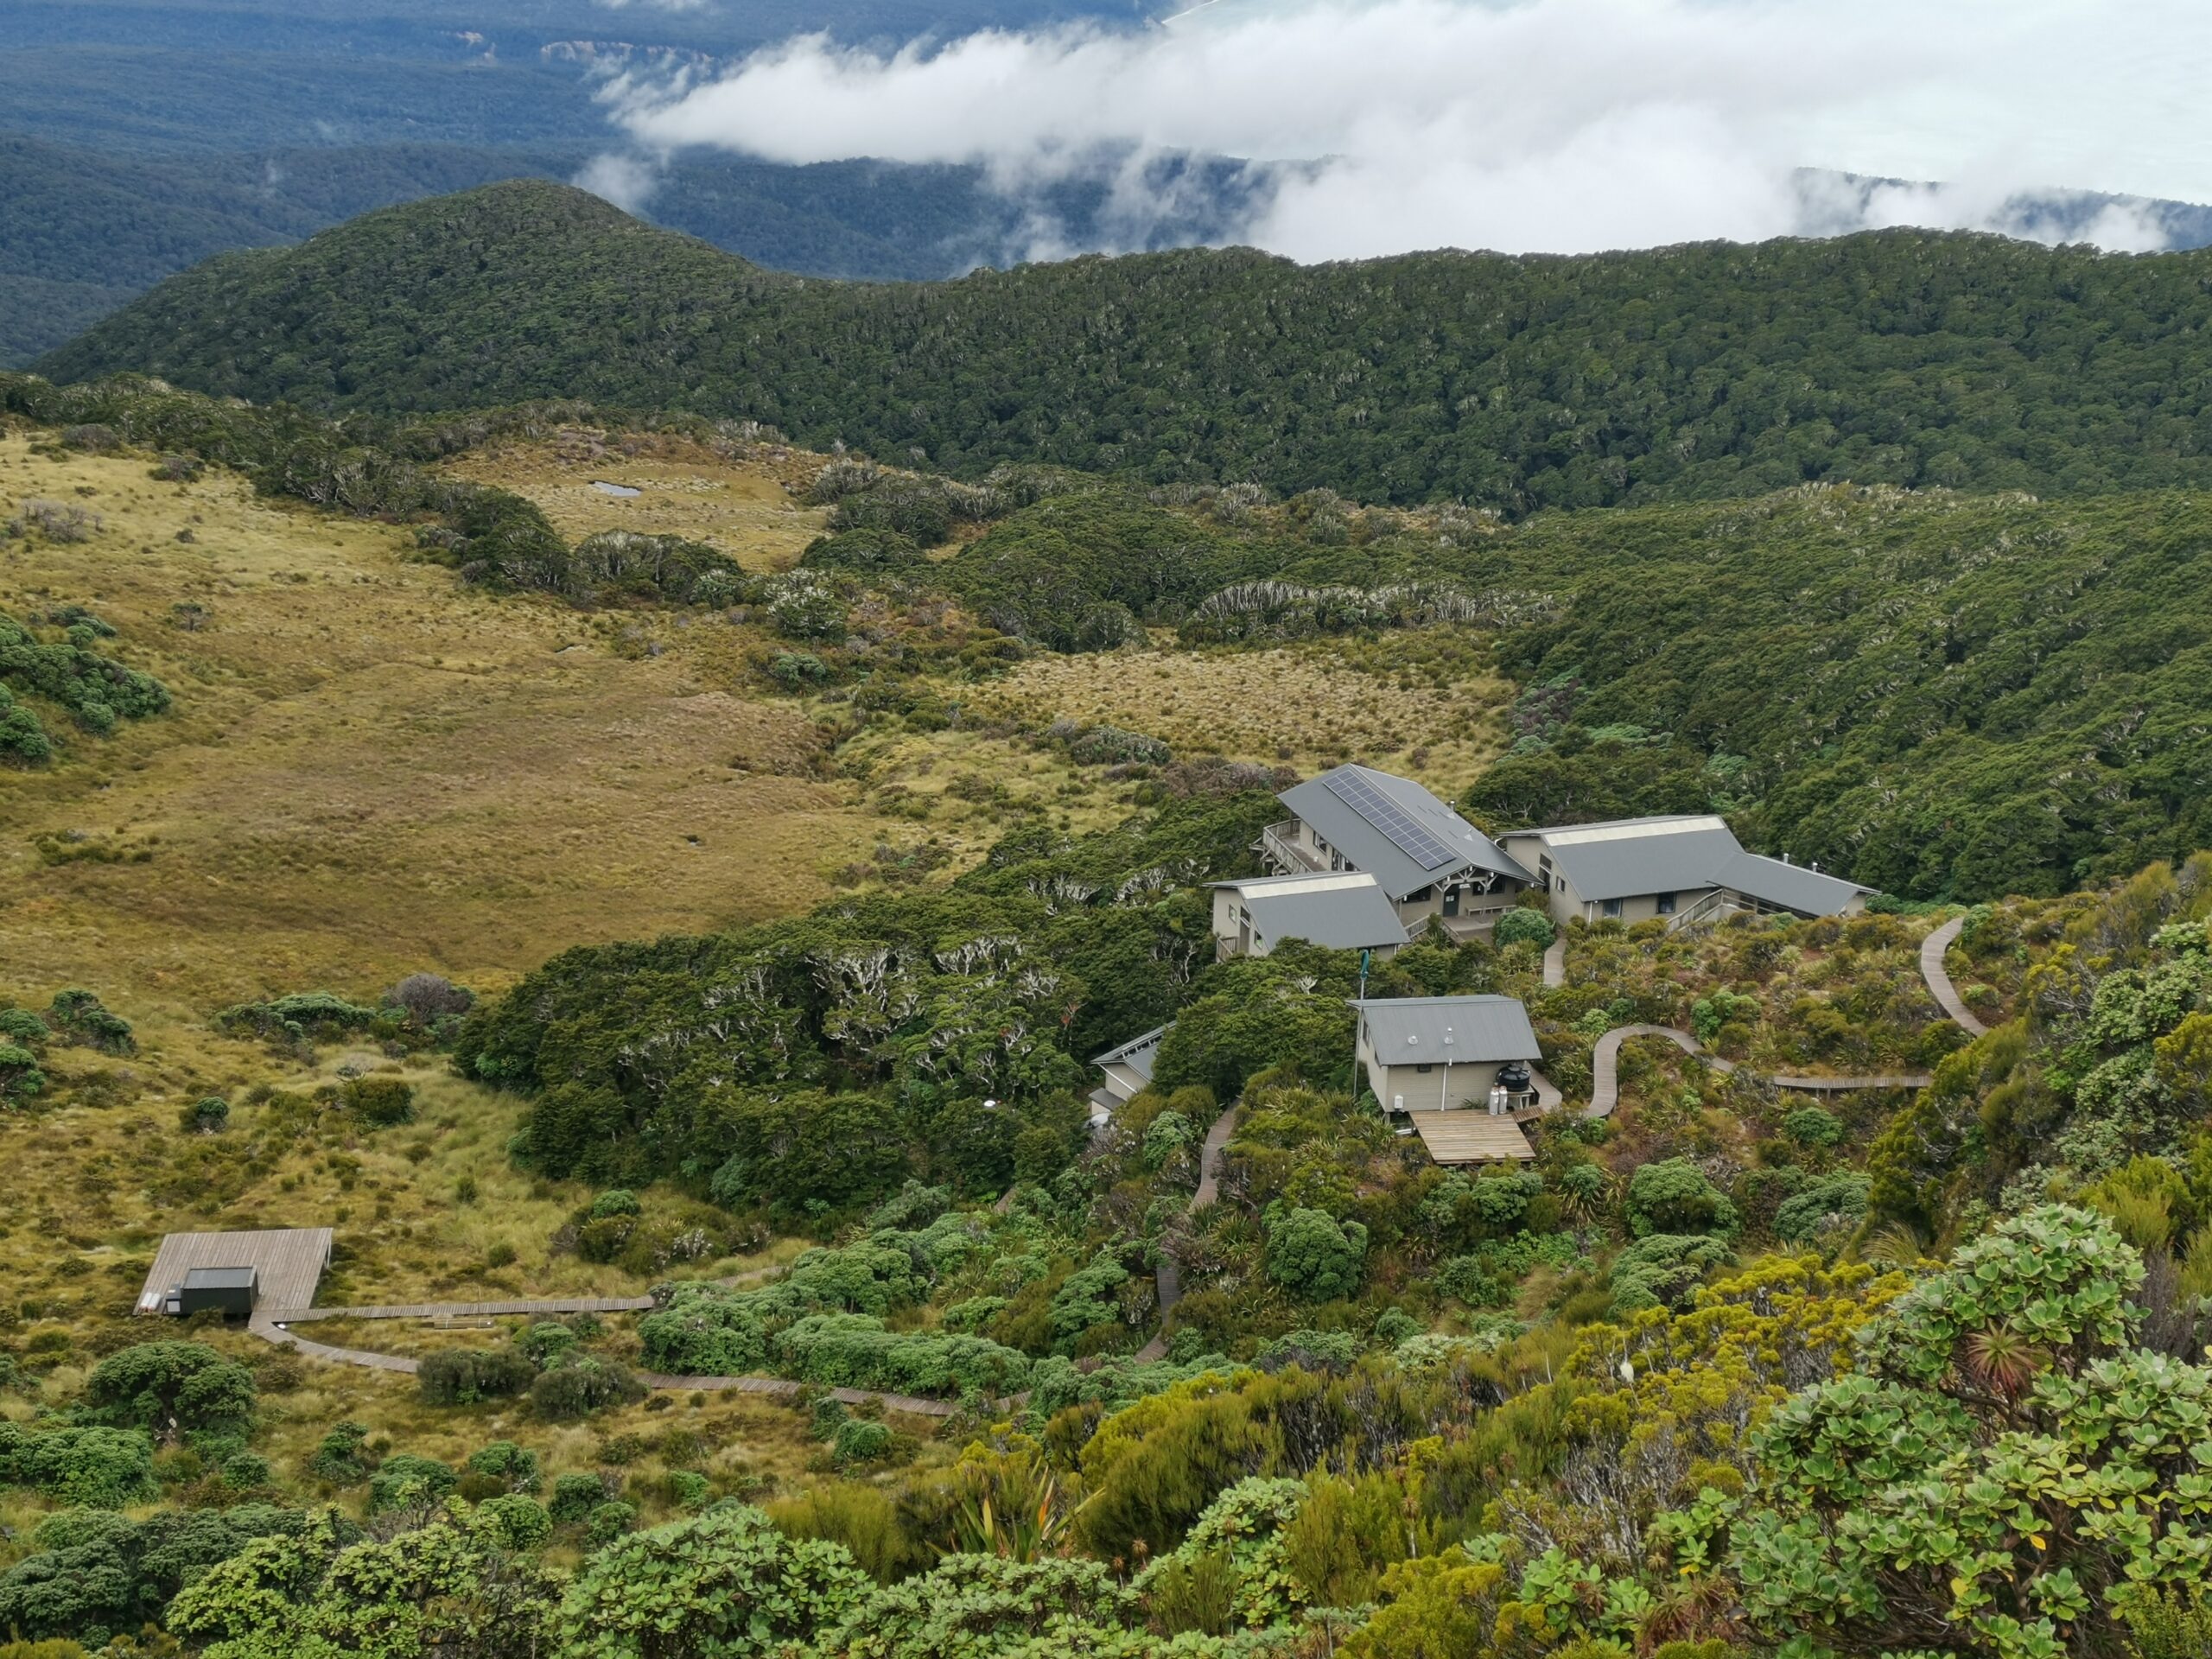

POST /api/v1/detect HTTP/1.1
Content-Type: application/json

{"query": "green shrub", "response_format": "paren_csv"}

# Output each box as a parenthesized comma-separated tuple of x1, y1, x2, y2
(418, 1347, 537, 1406)
(308, 1421, 377, 1485)
(831, 1420, 894, 1468)
(530, 1357, 645, 1421)
(1610, 1233, 1737, 1312)
(1265, 1208, 1368, 1301)
(219, 1451, 271, 1489)
(45, 989, 132, 1054)
(340, 1074, 415, 1126)
(213, 990, 377, 1046)
(366, 1453, 458, 1513)
(550, 1471, 612, 1524)
(181, 1094, 230, 1132)
(558, 1503, 869, 1654)
(1770, 1173, 1873, 1243)
(1625, 1158, 1738, 1238)
(586, 1501, 639, 1546)
(86, 1341, 257, 1440)
(1493, 908, 1557, 950)
(0, 1422, 156, 1506)
(479, 1495, 553, 1552)
(1783, 1105, 1845, 1149)
(0, 1044, 46, 1104)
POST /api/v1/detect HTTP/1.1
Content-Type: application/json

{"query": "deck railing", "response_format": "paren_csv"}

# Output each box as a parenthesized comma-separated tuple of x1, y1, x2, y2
(1257, 820, 1325, 874)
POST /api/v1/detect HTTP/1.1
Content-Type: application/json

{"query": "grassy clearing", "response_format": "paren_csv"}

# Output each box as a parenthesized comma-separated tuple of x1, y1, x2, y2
(962, 630, 1513, 791)
(0, 428, 886, 1018)
(435, 429, 831, 571)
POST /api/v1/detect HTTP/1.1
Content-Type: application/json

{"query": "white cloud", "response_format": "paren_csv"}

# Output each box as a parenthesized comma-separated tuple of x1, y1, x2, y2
(573, 151, 664, 214)
(592, 0, 2212, 260)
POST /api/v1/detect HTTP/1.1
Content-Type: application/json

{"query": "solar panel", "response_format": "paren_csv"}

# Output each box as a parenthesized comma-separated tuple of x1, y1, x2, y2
(1322, 769, 1462, 870)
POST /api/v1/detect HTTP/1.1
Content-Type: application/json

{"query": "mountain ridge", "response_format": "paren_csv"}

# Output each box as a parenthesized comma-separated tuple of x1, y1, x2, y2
(42, 177, 2212, 512)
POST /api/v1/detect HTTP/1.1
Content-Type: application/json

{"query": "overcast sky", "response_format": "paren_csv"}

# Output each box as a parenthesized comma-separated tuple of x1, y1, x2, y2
(589, 0, 2211, 259)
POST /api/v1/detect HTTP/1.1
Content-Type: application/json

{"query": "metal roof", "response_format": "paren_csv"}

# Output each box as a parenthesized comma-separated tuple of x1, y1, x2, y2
(1710, 849, 1873, 913)
(137, 1228, 333, 1316)
(1212, 872, 1411, 951)
(1092, 1023, 1169, 1083)
(1278, 766, 1530, 899)
(1504, 816, 1870, 914)
(1352, 995, 1542, 1064)
(1512, 817, 1742, 903)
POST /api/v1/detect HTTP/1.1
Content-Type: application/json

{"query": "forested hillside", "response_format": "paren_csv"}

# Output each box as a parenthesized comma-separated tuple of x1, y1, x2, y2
(43, 178, 2212, 511)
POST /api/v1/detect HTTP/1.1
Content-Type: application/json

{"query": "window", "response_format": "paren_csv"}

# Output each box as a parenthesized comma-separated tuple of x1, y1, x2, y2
(1415, 1063, 1433, 1074)
(1656, 893, 1676, 916)
(1601, 898, 1624, 918)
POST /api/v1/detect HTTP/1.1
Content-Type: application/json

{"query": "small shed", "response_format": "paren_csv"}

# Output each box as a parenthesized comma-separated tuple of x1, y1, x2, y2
(179, 1266, 257, 1319)
(1353, 995, 1542, 1115)
(137, 1227, 332, 1319)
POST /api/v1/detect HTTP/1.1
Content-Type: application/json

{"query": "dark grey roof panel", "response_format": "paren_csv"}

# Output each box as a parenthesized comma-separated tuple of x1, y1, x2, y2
(1530, 817, 1741, 902)
(1278, 766, 1529, 899)
(1711, 850, 1872, 915)
(1351, 995, 1541, 1064)
(1217, 873, 1411, 950)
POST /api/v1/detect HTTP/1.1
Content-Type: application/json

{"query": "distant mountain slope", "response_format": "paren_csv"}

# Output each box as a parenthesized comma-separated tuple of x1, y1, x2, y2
(0, 136, 1255, 364)
(43, 178, 2212, 512)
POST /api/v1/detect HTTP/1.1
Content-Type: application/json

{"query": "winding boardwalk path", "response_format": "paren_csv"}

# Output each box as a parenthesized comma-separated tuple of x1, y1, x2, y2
(247, 1278, 968, 1414)
(1920, 914, 1988, 1036)
(1585, 1024, 1931, 1119)
(1541, 935, 1567, 988)
(1135, 1104, 1239, 1362)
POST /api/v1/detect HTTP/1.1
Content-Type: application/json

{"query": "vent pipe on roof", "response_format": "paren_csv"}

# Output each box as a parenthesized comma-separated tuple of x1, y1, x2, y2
(1782, 852, 1792, 864)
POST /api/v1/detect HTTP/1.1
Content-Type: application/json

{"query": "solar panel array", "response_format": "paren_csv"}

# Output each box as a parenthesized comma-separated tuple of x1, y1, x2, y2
(1323, 769, 1461, 869)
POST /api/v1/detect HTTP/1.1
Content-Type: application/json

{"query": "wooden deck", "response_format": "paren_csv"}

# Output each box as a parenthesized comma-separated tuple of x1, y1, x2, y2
(1407, 1112, 1535, 1164)
(137, 1228, 332, 1316)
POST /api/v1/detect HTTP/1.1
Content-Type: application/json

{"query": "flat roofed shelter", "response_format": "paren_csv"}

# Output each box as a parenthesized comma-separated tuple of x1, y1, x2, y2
(1407, 1114, 1536, 1164)
(179, 1266, 258, 1319)
(136, 1228, 333, 1318)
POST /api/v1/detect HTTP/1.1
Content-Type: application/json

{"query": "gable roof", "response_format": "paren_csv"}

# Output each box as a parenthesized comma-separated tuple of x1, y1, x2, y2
(1505, 816, 1872, 914)
(1278, 765, 1530, 899)
(1092, 1023, 1169, 1083)
(1211, 872, 1411, 951)
(1513, 815, 1741, 903)
(1351, 995, 1541, 1064)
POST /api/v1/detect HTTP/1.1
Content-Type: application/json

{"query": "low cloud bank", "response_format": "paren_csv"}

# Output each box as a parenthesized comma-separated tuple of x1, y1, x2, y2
(582, 0, 2202, 261)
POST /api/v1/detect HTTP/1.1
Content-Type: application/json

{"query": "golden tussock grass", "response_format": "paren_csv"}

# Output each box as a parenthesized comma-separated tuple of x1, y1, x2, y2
(436, 429, 831, 572)
(0, 429, 884, 1019)
(962, 632, 1514, 792)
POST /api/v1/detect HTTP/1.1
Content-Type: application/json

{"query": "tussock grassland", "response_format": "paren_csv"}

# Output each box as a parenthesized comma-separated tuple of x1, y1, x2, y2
(0, 428, 880, 1017)
(435, 429, 830, 570)
(963, 631, 1513, 789)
